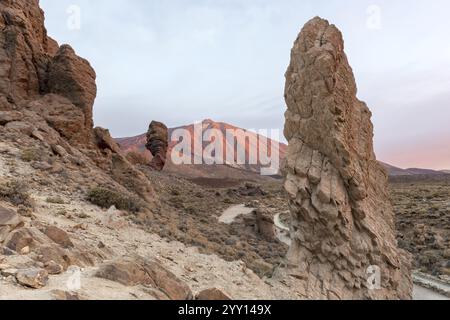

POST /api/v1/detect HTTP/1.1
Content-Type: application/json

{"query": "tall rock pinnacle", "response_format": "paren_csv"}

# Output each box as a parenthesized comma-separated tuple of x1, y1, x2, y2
(146, 121, 169, 171)
(283, 17, 412, 299)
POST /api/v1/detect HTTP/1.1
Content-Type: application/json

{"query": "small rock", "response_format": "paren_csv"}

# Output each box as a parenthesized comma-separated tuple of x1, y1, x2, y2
(1, 268, 18, 277)
(73, 223, 88, 231)
(196, 288, 232, 301)
(16, 268, 49, 289)
(44, 260, 64, 275)
(43, 226, 73, 248)
(51, 290, 81, 301)
(20, 246, 30, 255)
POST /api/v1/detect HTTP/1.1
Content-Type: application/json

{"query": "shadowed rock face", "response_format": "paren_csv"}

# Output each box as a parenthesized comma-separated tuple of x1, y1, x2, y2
(0, 0, 96, 144)
(146, 121, 169, 171)
(283, 17, 412, 300)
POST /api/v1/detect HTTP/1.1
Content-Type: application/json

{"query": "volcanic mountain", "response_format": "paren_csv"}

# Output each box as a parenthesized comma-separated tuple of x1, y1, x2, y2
(116, 120, 449, 180)
(116, 119, 287, 180)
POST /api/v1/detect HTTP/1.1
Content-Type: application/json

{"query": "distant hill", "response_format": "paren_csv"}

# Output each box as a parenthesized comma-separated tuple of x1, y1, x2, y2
(116, 119, 287, 180)
(380, 162, 449, 177)
(116, 121, 447, 180)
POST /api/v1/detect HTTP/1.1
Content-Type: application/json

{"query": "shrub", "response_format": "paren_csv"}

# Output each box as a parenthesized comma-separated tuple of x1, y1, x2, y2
(126, 151, 148, 166)
(46, 196, 65, 204)
(20, 148, 41, 162)
(87, 187, 143, 213)
(0, 180, 33, 207)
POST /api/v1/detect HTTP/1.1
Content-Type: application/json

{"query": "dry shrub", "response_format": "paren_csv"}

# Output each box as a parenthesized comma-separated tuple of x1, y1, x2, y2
(126, 151, 148, 166)
(20, 148, 42, 162)
(87, 187, 143, 213)
(0, 180, 33, 207)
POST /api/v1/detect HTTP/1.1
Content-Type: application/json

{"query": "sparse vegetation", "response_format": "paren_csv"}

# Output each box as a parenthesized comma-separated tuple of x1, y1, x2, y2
(0, 180, 33, 207)
(46, 196, 65, 204)
(20, 148, 42, 162)
(126, 151, 148, 166)
(87, 187, 143, 213)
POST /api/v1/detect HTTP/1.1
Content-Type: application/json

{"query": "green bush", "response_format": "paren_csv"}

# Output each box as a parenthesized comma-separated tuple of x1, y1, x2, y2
(87, 187, 143, 213)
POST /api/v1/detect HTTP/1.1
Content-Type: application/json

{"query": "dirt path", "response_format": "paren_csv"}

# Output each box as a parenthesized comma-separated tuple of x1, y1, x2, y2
(218, 204, 254, 224)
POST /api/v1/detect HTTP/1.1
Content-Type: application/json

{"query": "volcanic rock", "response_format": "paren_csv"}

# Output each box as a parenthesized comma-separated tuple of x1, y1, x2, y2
(15, 268, 49, 289)
(146, 121, 169, 171)
(196, 288, 232, 300)
(96, 257, 193, 300)
(282, 17, 412, 300)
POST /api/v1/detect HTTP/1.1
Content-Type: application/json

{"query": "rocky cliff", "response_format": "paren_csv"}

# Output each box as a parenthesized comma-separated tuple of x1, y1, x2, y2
(282, 17, 412, 299)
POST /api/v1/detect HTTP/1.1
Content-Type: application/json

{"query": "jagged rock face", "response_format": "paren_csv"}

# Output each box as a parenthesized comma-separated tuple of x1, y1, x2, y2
(0, 0, 58, 103)
(0, 0, 96, 144)
(146, 121, 168, 171)
(283, 17, 412, 300)
(48, 45, 97, 132)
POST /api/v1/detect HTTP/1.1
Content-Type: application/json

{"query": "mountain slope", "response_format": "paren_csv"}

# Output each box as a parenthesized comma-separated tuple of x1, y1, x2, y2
(116, 119, 287, 179)
(117, 120, 447, 179)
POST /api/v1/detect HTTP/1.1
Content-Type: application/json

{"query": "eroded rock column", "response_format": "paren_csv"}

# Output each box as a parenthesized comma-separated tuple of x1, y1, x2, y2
(283, 17, 412, 300)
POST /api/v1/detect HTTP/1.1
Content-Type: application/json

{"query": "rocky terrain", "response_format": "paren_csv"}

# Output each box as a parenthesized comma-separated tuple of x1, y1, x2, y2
(391, 178, 450, 278)
(0, 0, 298, 300)
(0, 1, 446, 301)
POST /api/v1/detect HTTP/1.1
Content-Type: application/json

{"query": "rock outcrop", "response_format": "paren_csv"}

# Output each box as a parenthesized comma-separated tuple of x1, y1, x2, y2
(146, 121, 169, 171)
(283, 17, 412, 300)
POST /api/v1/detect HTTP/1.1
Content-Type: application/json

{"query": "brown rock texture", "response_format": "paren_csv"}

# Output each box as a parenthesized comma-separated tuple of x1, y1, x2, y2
(145, 121, 169, 171)
(283, 17, 412, 300)
(196, 288, 232, 301)
(0, 0, 96, 145)
(95, 257, 193, 300)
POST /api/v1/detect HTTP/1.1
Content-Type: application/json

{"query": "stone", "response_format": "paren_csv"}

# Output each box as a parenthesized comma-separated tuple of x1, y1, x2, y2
(94, 127, 123, 154)
(0, 111, 22, 125)
(3, 228, 34, 252)
(0, 206, 22, 230)
(95, 257, 193, 300)
(146, 121, 169, 171)
(51, 290, 81, 301)
(15, 268, 49, 289)
(196, 288, 232, 301)
(1, 268, 18, 277)
(20, 245, 30, 255)
(42, 226, 73, 248)
(44, 260, 64, 275)
(282, 17, 412, 300)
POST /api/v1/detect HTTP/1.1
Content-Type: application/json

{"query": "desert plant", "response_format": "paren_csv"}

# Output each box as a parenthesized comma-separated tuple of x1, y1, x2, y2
(20, 148, 42, 162)
(46, 196, 65, 204)
(87, 187, 143, 213)
(126, 151, 149, 166)
(0, 180, 33, 207)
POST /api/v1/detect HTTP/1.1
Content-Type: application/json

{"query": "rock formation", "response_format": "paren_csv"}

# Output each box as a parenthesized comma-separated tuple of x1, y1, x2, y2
(282, 17, 412, 299)
(146, 121, 169, 171)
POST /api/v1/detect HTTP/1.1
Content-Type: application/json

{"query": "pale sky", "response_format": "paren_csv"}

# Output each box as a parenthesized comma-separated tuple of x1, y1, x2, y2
(40, 0, 450, 170)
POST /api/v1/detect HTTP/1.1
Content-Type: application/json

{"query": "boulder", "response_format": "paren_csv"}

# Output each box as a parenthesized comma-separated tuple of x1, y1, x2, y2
(16, 268, 49, 289)
(196, 288, 232, 301)
(42, 226, 73, 248)
(96, 257, 193, 300)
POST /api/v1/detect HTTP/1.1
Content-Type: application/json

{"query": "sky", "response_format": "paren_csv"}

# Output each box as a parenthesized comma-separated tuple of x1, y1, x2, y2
(40, 0, 450, 170)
